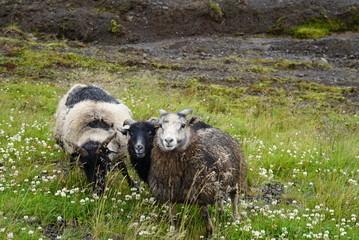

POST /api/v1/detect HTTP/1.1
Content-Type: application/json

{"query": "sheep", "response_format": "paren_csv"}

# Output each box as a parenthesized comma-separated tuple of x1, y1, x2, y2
(121, 119, 157, 184)
(148, 109, 247, 237)
(120, 118, 218, 186)
(54, 84, 135, 194)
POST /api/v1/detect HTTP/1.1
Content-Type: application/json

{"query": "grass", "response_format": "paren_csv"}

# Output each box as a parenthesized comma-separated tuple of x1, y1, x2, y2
(0, 30, 358, 239)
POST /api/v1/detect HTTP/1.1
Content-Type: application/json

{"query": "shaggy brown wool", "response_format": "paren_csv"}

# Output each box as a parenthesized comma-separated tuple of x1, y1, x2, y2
(149, 126, 247, 206)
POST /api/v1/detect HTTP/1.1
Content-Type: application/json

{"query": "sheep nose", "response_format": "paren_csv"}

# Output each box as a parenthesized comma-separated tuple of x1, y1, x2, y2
(135, 145, 144, 151)
(165, 137, 174, 144)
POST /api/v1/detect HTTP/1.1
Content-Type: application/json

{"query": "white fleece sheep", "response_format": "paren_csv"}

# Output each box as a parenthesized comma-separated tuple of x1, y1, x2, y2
(54, 84, 135, 194)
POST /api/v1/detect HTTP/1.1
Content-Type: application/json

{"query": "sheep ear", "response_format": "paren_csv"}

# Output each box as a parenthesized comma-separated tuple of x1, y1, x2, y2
(188, 116, 201, 126)
(147, 117, 160, 127)
(179, 109, 193, 116)
(96, 132, 117, 154)
(123, 119, 136, 127)
(158, 109, 168, 116)
(67, 141, 89, 157)
(122, 119, 135, 135)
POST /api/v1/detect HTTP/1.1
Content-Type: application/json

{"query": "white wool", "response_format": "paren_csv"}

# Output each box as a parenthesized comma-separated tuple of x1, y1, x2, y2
(54, 84, 87, 142)
(62, 100, 131, 156)
(54, 84, 132, 160)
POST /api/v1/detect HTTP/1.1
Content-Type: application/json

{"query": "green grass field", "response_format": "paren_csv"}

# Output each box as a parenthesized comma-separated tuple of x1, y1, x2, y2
(0, 31, 358, 239)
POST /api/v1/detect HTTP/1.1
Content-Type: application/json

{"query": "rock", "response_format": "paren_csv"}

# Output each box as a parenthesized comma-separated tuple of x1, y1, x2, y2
(319, 57, 329, 64)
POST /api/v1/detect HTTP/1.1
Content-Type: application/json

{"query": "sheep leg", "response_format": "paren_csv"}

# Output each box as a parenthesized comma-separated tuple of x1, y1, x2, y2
(168, 202, 178, 227)
(229, 190, 240, 220)
(218, 197, 225, 216)
(200, 205, 213, 237)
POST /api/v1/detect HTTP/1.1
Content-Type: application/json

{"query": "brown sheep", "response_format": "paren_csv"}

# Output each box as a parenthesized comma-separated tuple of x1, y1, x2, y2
(148, 109, 247, 237)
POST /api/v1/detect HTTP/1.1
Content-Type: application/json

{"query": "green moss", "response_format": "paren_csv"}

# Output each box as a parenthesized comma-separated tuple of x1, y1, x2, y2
(290, 17, 348, 39)
(259, 75, 292, 85)
(60, 24, 68, 32)
(241, 65, 277, 74)
(269, 17, 287, 35)
(274, 59, 332, 70)
(290, 80, 351, 106)
(98, 2, 130, 14)
(296, 80, 342, 93)
(226, 76, 243, 83)
(0, 36, 130, 80)
(292, 27, 329, 39)
(206, 1, 223, 18)
(108, 20, 122, 33)
(3, 23, 24, 38)
(156, 72, 353, 112)
(207, 84, 245, 97)
(346, 7, 359, 31)
(271, 15, 358, 39)
(353, 15, 359, 31)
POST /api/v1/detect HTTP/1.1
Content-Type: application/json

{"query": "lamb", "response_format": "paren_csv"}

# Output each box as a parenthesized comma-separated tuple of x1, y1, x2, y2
(54, 84, 135, 194)
(148, 109, 247, 237)
(121, 119, 157, 184)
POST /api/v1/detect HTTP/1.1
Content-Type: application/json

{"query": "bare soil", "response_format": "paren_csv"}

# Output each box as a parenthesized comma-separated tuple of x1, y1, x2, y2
(116, 33, 359, 107)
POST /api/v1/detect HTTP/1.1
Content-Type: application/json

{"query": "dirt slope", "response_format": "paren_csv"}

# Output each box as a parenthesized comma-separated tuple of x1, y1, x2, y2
(0, 0, 358, 44)
(118, 33, 359, 107)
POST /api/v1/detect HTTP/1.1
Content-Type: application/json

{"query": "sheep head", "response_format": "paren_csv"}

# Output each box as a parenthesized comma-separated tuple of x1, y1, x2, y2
(156, 109, 200, 151)
(66, 131, 117, 194)
(123, 118, 157, 158)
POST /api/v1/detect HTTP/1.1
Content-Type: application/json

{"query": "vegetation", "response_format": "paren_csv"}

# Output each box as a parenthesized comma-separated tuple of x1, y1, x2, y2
(271, 15, 359, 39)
(206, 1, 223, 18)
(109, 20, 122, 34)
(0, 29, 358, 239)
(290, 17, 345, 39)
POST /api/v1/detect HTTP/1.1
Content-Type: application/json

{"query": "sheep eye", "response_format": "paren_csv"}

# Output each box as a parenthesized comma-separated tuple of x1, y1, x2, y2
(159, 123, 162, 128)
(180, 123, 186, 129)
(129, 131, 133, 137)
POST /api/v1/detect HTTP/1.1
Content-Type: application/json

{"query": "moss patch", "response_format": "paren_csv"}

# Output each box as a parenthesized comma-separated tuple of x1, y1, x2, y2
(108, 19, 122, 33)
(272, 15, 358, 39)
(206, 1, 223, 18)
(292, 27, 329, 39)
(289, 17, 347, 39)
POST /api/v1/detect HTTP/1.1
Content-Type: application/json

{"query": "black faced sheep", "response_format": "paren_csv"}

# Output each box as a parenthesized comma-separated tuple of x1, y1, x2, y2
(121, 119, 157, 184)
(54, 84, 135, 194)
(148, 109, 247, 237)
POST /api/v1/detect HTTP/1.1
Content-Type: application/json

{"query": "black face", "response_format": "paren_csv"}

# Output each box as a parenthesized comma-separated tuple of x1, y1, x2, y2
(128, 122, 156, 158)
(71, 141, 110, 195)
